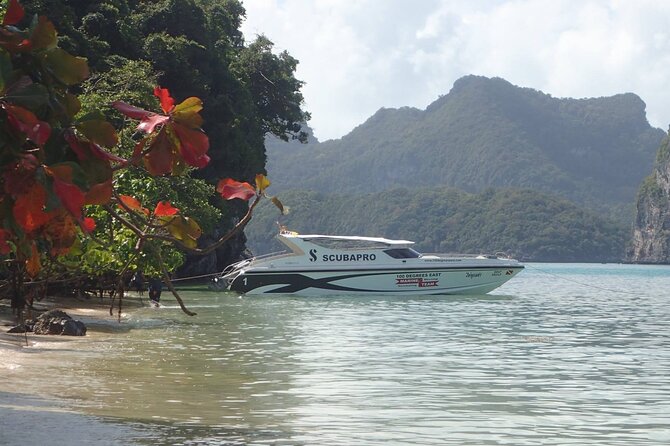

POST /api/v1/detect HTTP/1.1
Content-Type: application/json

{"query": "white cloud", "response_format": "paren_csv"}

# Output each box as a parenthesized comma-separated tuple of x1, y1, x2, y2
(241, 0, 670, 140)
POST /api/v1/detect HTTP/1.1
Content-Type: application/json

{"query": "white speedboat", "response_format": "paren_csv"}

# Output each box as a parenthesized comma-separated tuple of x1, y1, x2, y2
(214, 231, 523, 295)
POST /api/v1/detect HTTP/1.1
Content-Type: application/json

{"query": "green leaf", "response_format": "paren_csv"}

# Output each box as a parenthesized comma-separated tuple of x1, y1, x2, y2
(165, 216, 201, 249)
(30, 16, 57, 50)
(271, 196, 288, 215)
(172, 97, 203, 128)
(42, 48, 89, 85)
(76, 119, 118, 148)
(4, 82, 50, 110)
(79, 157, 113, 185)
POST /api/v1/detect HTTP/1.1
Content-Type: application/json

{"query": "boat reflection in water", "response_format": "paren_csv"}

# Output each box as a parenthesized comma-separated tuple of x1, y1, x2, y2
(214, 230, 523, 295)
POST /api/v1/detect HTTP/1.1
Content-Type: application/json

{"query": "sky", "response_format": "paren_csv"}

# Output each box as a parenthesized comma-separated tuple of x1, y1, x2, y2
(240, 0, 670, 141)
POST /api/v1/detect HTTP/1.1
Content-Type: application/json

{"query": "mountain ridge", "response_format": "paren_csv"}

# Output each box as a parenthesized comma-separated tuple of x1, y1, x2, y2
(266, 75, 664, 221)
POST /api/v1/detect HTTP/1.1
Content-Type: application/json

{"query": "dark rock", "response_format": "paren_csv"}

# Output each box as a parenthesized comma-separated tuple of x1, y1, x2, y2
(32, 309, 87, 336)
(61, 319, 87, 336)
(178, 224, 248, 278)
(5, 319, 35, 334)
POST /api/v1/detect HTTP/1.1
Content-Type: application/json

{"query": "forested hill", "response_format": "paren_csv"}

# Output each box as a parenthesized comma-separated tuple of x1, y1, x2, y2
(245, 188, 628, 263)
(266, 76, 664, 218)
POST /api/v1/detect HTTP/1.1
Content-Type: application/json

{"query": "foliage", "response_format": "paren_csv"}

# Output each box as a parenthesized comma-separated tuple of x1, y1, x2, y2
(245, 188, 629, 263)
(0, 2, 283, 316)
(16, 0, 310, 275)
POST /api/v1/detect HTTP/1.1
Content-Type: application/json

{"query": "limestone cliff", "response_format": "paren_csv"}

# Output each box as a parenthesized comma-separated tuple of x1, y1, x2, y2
(629, 132, 670, 263)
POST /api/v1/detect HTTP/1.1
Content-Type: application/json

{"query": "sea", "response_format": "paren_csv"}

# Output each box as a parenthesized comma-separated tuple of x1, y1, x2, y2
(1, 263, 669, 445)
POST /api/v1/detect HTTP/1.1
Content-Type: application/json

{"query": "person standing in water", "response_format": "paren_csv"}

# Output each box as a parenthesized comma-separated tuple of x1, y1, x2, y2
(148, 277, 162, 305)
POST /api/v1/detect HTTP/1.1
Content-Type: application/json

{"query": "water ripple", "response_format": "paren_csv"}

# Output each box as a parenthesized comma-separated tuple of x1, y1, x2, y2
(2, 263, 669, 445)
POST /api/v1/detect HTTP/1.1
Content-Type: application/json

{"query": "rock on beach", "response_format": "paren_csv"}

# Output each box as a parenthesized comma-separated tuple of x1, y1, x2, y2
(8, 309, 87, 336)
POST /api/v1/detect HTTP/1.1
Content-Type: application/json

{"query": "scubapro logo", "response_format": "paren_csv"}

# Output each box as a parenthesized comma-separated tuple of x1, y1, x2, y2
(309, 249, 317, 262)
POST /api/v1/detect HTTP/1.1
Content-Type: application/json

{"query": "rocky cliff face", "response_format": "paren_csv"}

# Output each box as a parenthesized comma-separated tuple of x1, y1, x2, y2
(629, 132, 670, 263)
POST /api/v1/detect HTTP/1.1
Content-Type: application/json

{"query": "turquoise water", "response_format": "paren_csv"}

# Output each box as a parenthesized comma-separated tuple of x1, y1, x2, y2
(2, 263, 670, 445)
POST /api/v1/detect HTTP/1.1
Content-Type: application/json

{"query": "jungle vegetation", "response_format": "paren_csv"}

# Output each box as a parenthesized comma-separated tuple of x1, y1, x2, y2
(0, 0, 305, 314)
(245, 188, 629, 263)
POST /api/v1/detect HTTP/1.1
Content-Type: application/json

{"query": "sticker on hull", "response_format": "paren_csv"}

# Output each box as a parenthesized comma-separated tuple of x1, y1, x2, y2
(395, 272, 441, 288)
(395, 277, 439, 288)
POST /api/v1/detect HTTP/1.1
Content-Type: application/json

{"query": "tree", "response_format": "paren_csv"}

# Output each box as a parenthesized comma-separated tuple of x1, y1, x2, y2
(0, 0, 282, 317)
(18, 0, 310, 271)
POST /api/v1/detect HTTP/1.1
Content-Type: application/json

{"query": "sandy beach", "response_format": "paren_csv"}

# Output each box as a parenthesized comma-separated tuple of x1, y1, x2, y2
(1, 295, 154, 445)
(0, 294, 148, 381)
(1, 294, 145, 343)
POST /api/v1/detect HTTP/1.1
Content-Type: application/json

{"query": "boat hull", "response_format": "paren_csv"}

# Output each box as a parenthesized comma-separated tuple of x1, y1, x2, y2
(229, 266, 523, 295)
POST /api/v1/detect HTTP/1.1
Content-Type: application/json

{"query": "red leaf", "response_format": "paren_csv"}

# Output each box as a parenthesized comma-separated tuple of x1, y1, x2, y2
(137, 113, 169, 134)
(131, 137, 147, 163)
(154, 201, 179, 217)
(0, 31, 32, 52)
(26, 243, 40, 278)
(90, 143, 125, 163)
(64, 130, 126, 163)
(143, 129, 175, 176)
(3, 154, 38, 196)
(216, 178, 256, 201)
(111, 101, 152, 120)
(154, 87, 175, 114)
(13, 184, 51, 232)
(3, 0, 25, 26)
(44, 210, 77, 256)
(81, 217, 96, 233)
(111, 100, 169, 134)
(53, 179, 85, 220)
(4, 104, 51, 146)
(172, 123, 210, 168)
(65, 131, 89, 160)
(84, 180, 112, 205)
(119, 195, 149, 216)
(45, 163, 74, 183)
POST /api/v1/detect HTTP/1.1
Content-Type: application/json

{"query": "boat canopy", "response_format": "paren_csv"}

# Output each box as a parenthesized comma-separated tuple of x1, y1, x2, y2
(279, 232, 414, 250)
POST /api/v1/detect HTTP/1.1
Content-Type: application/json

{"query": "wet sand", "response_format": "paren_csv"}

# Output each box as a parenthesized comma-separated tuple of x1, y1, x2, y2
(0, 296, 152, 446)
(1, 294, 145, 343)
(0, 294, 150, 370)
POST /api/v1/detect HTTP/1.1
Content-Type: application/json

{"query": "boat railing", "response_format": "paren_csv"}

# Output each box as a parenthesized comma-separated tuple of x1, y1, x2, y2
(251, 250, 290, 261)
(422, 252, 512, 259)
(220, 250, 289, 276)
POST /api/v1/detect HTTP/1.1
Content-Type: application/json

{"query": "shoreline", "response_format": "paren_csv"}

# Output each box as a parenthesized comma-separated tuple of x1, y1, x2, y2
(0, 390, 152, 445)
(0, 293, 147, 350)
(1, 295, 155, 445)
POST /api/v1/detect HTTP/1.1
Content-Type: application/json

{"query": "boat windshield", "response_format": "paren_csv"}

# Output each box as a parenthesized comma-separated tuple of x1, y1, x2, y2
(384, 248, 421, 259)
(304, 237, 392, 250)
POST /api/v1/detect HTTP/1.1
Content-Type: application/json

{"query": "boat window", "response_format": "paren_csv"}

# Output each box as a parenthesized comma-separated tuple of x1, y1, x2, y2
(384, 248, 421, 259)
(305, 238, 391, 250)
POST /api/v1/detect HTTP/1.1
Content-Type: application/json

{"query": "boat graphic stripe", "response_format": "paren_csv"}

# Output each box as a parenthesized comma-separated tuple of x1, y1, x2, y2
(235, 268, 522, 294)
(259, 272, 391, 294)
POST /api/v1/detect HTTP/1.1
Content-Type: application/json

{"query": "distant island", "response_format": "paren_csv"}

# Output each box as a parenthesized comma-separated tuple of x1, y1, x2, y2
(252, 76, 667, 262)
